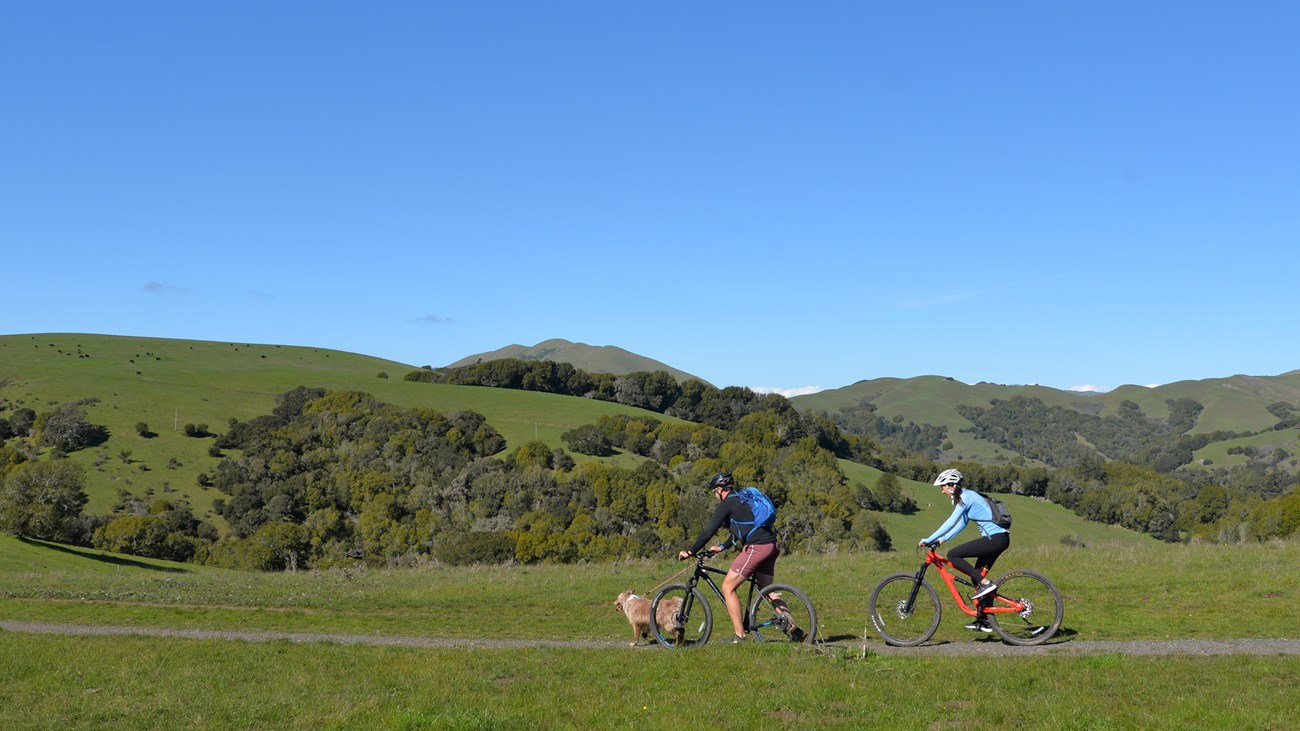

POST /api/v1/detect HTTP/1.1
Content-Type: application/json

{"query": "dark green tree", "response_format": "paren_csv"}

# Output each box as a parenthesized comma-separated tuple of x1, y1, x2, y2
(0, 460, 89, 542)
(35, 404, 108, 452)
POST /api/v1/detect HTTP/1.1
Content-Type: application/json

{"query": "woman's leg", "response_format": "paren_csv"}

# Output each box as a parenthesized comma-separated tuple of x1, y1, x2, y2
(947, 534, 1009, 585)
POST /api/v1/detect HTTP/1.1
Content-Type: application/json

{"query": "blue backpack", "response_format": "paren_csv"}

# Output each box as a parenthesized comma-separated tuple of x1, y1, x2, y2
(730, 487, 776, 543)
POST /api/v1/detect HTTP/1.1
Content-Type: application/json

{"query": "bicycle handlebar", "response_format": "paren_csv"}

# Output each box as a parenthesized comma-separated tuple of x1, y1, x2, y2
(680, 548, 721, 562)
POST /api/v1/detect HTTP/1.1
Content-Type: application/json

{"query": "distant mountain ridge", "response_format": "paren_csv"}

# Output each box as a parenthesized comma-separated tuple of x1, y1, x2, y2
(448, 339, 709, 385)
(788, 372, 1300, 473)
(790, 372, 1300, 433)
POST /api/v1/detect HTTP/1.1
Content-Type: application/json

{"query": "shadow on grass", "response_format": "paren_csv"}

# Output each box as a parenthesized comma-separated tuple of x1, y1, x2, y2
(20, 537, 190, 573)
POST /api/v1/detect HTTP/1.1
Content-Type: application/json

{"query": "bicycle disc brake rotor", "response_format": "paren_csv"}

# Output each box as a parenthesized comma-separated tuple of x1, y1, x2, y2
(893, 600, 913, 620)
(1018, 598, 1034, 620)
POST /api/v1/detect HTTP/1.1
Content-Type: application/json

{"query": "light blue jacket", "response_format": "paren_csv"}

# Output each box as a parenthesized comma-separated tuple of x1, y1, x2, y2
(922, 489, 1010, 544)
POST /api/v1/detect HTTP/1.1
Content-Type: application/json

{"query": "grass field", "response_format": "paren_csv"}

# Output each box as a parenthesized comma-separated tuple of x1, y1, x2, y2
(3, 533, 1300, 729)
(5, 634, 1298, 730)
(5, 533, 1289, 642)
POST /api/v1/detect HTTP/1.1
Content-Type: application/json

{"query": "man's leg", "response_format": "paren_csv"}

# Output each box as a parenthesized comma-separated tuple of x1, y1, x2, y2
(721, 569, 748, 637)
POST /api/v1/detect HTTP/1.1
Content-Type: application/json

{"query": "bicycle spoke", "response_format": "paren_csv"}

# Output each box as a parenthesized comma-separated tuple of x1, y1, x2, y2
(986, 570, 1063, 646)
(650, 584, 712, 649)
(749, 584, 817, 643)
(868, 573, 941, 647)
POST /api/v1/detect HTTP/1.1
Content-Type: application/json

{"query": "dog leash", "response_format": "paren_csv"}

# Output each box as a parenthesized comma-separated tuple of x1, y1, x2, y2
(642, 563, 692, 596)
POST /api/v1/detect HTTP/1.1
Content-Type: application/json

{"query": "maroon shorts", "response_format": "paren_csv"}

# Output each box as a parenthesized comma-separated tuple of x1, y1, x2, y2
(729, 541, 780, 580)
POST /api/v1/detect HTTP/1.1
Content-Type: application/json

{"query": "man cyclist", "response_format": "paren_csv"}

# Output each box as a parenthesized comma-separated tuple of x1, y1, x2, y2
(678, 472, 801, 643)
(919, 468, 1010, 633)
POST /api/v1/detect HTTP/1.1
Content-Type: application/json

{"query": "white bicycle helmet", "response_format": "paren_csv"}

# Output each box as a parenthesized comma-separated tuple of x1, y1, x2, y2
(933, 468, 964, 487)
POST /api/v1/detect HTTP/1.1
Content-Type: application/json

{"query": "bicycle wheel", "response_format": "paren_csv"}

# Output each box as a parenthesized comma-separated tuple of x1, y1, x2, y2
(650, 584, 712, 648)
(748, 583, 817, 644)
(867, 573, 941, 647)
(985, 569, 1063, 646)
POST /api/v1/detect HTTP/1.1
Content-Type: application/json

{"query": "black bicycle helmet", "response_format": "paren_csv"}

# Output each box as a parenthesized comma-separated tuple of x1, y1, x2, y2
(708, 472, 735, 491)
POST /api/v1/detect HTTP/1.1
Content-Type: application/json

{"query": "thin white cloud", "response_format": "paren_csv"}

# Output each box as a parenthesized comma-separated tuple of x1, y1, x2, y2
(143, 281, 191, 294)
(410, 315, 455, 325)
(750, 385, 824, 397)
(895, 274, 1076, 311)
(893, 291, 981, 310)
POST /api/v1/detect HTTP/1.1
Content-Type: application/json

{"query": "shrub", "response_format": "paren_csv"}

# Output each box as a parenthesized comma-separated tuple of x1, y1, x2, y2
(433, 531, 515, 565)
(561, 424, 614, 456)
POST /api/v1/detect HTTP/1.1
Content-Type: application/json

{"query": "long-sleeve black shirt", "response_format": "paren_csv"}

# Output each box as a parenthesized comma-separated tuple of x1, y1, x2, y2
(688, 494, 777, 555)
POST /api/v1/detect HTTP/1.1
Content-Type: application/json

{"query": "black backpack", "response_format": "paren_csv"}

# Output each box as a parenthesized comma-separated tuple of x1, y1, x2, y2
(987, 496, 1012, 529)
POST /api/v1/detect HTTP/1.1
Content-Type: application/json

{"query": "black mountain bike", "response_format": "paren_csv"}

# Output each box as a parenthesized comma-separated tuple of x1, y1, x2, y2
(649, 549, 817, 648)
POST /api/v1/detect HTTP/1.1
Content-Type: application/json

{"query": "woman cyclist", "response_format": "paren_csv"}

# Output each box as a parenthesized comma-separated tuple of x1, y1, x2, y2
(919, 468, 1009, 632)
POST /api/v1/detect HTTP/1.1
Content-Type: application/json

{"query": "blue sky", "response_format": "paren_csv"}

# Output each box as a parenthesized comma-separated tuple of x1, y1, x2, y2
(4, 2, 1298, 395)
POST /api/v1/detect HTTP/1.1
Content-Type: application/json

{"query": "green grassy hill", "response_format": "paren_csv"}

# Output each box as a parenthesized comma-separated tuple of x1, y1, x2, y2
(0, 333, 684, 522)
(1193, 428, 1300, 471)
(447, 338, 708, 384)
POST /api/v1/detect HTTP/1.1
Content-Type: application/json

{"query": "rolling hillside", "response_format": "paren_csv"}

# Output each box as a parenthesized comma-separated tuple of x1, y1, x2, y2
(793, 373, 1300, 434)
(0, 333, 686, 522)
(791, 373, 1300, 471)
(0, 333, 1156, 553)
(448, 338, 708, 384)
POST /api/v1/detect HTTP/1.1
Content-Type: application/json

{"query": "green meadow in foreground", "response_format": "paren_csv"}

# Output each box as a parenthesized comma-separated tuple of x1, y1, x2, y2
(3, 535, 1300, 729)
(4, 633, 1297, 731)
(7, 534, 1293, 641)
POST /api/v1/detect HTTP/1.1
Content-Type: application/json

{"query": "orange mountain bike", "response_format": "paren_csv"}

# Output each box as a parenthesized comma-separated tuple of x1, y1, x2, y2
(868, 543, 1063, 646)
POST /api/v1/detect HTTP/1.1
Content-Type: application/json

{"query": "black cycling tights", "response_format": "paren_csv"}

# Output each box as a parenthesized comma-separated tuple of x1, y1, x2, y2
(946, 532, 1010, 586)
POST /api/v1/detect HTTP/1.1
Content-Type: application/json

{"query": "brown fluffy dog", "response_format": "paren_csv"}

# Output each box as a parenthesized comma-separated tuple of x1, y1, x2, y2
(616, 591, 683, 647)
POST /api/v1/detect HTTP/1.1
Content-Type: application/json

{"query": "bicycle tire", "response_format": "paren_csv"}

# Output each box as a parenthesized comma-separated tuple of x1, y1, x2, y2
(868, 572, 941, 647)
(748, 583, 817, 644)
(650, 584, 712, 648)
(985, 569, 1063, 646)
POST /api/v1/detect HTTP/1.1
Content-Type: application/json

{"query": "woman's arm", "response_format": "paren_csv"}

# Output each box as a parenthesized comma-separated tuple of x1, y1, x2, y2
(921, 502, 968, 545)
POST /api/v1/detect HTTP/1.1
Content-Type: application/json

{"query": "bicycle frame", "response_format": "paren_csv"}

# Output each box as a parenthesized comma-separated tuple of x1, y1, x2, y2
(682, 557, 761, 628)
(911, 548, 1027, 620)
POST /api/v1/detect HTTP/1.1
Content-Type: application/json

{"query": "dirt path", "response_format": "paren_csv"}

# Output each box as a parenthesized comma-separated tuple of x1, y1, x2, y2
(6, 621, 1300, 656)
